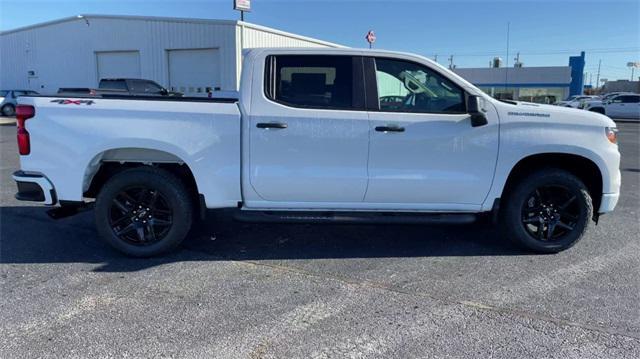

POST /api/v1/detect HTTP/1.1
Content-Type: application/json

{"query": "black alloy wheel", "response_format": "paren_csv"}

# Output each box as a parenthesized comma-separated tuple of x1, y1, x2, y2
(108, 187, 173, 246)
(521, 185, 580, 242)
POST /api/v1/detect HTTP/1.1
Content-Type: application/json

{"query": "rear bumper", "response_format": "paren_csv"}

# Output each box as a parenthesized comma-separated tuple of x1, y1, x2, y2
(598, 192, 619, 214)
(12, 171, 57, 205)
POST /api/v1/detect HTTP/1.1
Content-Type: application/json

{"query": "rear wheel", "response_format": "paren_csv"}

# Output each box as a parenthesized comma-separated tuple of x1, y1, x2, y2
(1, 104, 15, 117)
(501, 169, 593, 253)
(95, 167, 193, 257)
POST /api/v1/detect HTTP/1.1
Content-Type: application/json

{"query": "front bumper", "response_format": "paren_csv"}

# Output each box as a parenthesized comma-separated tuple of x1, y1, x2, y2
(599, 192, 619, 214)
(12, 171, 57, 205)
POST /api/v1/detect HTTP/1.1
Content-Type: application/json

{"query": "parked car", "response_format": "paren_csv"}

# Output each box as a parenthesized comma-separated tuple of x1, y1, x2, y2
(579, 92, 633, 110)
(585, 93, 640, 119)
(58, 78, 182, 97)
(555, 95, 598, 108)
(13, 48, 620, 257)
(0, 90, 39, 116)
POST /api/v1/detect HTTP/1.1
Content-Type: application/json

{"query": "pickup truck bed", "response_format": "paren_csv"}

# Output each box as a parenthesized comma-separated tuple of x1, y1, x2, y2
(18, 95, 242, 209)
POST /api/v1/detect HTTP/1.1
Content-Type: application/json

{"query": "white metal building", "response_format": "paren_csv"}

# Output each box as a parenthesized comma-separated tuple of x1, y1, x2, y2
(0, 15, 343, 96)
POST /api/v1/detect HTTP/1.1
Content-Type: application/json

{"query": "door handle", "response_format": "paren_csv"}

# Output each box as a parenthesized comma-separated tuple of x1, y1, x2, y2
(257, 122, 288, 129)
(375, 125, 405, 133)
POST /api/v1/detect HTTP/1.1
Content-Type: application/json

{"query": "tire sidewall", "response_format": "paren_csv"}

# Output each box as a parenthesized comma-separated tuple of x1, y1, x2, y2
(503, 170, 592, 253)
(95, 168, 193, 257)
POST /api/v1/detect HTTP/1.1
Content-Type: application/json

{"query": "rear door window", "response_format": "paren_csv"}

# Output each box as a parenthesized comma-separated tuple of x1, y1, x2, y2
(100, 80, 127, 90)
(265, 55, 361, 110)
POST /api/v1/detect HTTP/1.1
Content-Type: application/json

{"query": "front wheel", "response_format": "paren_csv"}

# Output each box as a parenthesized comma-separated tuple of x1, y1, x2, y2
(1, 104, 15, 117)
(95, 167, 193, 257)
(501, 169, 593, 253)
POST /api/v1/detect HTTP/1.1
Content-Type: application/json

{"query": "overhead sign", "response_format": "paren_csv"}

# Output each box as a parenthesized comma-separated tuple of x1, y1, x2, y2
(234, 0, 251, 12)
(627, 62, 640, 68)
(365, 30, 376, 44)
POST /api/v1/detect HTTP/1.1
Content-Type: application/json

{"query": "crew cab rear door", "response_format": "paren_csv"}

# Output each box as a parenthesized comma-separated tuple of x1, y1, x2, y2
(245, 54, 370, 204)
(608, 95, 640, 118)
(363, 56, 499, 209)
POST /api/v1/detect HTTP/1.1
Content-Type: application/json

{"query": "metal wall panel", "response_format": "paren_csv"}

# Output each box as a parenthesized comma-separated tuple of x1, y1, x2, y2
(0, 15, 344, 93)
(236, 22, 344, 88)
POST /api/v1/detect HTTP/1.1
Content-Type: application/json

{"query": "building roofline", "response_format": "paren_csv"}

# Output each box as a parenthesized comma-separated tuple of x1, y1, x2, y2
(237, 21, 345, 48)
(0, 14, 344, 48)
(0, 14, 237, 35)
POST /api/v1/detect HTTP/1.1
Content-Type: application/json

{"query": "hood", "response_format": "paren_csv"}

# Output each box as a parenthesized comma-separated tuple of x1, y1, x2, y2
(494, 100, 616, 128)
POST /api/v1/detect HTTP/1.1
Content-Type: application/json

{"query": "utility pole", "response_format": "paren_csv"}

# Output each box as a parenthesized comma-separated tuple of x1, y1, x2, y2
(589, 73, 593, 87)
(448, 55, 454, 69)
(434, 54, 438, 63)
(596, 59, 601, 90)
(504, 22, 510, 92)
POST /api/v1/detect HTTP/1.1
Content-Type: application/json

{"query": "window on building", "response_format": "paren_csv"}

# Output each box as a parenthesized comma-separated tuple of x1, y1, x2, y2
(266, 55, 354, 110)
(517, 87, 566, 104)
(374, 58, 465, 113)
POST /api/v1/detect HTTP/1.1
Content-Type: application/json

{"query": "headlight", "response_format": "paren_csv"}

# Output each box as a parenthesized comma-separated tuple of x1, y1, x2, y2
(605, 127, 618, 144)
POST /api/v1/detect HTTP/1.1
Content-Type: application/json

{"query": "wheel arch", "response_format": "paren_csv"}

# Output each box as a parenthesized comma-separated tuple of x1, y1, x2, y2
(500, 153, 603, 217)
(82, 148, 201, 211)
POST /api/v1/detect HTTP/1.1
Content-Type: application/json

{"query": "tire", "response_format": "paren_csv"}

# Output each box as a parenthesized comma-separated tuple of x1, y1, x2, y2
(501, 169, 593, 253)
(1, 104, 15, 117)
(95, 166, 193, 257)
(589, 107, 605, 115)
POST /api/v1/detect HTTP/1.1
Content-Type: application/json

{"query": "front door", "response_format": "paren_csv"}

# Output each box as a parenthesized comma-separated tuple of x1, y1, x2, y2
(365, 57, 499, 208)
(609, 95, 640, 118)
(247, 55, 369, 203)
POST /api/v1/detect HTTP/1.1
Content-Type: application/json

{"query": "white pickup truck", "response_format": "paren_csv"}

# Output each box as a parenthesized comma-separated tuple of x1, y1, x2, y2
(13, 48, 621, 257)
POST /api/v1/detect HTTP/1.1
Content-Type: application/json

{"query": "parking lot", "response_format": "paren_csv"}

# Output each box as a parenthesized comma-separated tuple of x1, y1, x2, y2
(0, 121, 638, 358)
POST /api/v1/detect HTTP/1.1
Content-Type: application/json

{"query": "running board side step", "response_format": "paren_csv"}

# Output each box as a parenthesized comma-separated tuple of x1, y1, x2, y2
(232, 211, 477, 225)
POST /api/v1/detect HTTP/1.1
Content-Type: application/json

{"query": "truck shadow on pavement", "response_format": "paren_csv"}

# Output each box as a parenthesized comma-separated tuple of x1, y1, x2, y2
(0, 206, 527, 272)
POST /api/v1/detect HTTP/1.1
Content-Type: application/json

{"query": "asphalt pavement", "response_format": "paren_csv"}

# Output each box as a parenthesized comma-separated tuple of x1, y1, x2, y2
(0, 121, 639, 358)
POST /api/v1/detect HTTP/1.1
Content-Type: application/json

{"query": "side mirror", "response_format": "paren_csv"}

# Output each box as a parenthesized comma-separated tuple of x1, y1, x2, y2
(468, 95, 488, 127)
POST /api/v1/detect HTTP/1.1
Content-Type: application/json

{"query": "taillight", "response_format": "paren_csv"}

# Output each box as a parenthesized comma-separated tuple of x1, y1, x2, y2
(16, 105, 35, 155)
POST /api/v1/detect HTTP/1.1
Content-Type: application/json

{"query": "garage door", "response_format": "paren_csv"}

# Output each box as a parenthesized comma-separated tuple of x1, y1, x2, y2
(168, 49, 220, 97)
(96, 51, 141, 81)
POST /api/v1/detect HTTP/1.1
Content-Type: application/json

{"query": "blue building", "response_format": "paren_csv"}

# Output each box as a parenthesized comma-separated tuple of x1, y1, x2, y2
(454, 52, 585, 104)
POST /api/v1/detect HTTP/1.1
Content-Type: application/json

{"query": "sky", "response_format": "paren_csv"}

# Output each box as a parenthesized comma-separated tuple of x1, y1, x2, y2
(1, 0, 638, 82)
